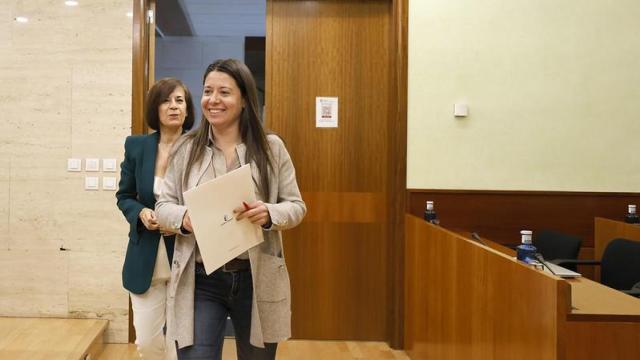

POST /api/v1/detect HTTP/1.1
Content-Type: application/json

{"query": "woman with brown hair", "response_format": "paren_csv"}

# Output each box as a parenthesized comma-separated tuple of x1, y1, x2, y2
(117, 78, 195, 360)
(156, 59, 306, 359)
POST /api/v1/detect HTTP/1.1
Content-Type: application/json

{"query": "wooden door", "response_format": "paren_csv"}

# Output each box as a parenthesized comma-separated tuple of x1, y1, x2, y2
(266, 0, 406, 342)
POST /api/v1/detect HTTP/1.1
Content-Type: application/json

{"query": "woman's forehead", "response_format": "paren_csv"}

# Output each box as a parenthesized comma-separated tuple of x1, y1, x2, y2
(204, 71, 237, 87)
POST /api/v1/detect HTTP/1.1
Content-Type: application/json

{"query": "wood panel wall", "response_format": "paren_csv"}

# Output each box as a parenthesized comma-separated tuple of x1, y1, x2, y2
(266, 0, 393, 341)
(408, 190, 640, 279)
(565, 321, 640, 360)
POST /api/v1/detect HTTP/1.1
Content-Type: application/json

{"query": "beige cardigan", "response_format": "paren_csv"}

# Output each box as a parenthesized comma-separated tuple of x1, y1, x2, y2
(155, 134, 306, 349)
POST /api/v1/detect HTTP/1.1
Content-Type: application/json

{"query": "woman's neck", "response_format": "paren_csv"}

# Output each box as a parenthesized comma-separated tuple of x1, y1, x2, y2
(158, 126, 182, 146)
(210, 124, 241, 150)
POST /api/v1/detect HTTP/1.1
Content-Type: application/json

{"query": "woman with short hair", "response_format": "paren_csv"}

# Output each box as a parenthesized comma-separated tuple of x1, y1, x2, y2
(116, 77, 195, 360)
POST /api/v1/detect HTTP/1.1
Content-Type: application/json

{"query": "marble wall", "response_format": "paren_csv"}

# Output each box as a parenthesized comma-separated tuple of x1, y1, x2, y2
(0, 0, 132, 343)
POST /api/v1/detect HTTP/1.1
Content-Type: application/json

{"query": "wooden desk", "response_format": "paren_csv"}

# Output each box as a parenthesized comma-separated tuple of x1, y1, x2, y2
(567, 277, 640, 321)
(462, 230, 640, 322)
(405, 215, 640, 360)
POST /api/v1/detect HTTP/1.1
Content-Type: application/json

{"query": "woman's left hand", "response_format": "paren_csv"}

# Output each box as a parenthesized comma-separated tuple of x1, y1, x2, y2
(234, 201, 271, 227)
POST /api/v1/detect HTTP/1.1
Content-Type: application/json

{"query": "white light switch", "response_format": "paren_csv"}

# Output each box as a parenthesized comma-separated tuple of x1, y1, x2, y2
(85, 176, 99, 190)
(102, 176, 117, 191)
(67, 158, 81, 172)
(85, 158, 100, 172)
(454, 103, 469, 117)
(102, 158, 117, 172)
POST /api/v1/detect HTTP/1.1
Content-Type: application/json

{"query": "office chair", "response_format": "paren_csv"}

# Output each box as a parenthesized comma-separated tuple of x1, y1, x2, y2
(555, 238, 640, 297)
(533, 229, 582, 272)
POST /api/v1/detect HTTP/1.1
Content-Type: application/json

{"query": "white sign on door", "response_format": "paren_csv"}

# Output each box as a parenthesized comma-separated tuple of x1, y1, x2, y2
(316, 97, 338, 128)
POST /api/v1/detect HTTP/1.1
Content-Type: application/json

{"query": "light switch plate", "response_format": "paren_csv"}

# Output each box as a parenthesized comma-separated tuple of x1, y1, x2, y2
(102, 176, 117, 191)
(85, 176, 99, 190)
(85, 158, 100, 172)
(102, 158, 117, 172)
(67, 158, 81, 172)
(454, 103, 469, 117)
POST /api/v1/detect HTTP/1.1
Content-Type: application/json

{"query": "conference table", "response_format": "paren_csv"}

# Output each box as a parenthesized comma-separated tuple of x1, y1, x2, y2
(404, 214, 640, 360)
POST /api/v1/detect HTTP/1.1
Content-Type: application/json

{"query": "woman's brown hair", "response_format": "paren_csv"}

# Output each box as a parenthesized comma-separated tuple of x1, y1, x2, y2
(180, 59, 273, 199)
(145, 77, 195, 132)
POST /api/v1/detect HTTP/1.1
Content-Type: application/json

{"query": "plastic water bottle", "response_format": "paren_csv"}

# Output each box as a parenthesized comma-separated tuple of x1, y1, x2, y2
(516, 230, 537, 262)
(624, 205, 639, 224)
(423, 201, 439, 225)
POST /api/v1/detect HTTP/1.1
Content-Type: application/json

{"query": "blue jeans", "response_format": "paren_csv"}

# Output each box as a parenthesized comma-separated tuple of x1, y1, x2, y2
(177, 263, 277, 360)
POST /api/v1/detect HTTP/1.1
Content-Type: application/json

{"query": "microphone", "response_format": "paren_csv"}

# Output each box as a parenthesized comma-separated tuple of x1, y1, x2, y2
(470, 232, 487, 246)
(533, 253, 557, 276)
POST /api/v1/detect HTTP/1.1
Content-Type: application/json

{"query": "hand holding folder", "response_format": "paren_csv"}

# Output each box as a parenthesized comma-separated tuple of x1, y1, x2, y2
(182, 164, 263, 274)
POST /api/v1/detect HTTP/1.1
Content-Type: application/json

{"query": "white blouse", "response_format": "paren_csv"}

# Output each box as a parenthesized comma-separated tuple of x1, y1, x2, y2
(151, 176, 171, 282)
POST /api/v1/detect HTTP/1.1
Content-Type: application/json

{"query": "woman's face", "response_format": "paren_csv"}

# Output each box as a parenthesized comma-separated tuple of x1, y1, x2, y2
(201, 71, 244, 131)
(158, 86, 187, 130)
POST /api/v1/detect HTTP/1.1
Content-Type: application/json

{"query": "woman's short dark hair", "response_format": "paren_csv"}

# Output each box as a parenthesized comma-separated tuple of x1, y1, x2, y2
(145, 78, 195, 131)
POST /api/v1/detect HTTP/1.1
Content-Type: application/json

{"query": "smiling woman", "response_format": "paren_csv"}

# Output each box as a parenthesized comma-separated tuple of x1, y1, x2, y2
(116, 77, 195, 360)
(155, 59, 306, 359)
(145, 79, 194, 132)
(201, 71, 245, 134)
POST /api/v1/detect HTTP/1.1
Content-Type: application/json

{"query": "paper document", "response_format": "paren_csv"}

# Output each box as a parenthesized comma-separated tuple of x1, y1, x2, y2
(542, 261, 582, 278)
(183, 164, 263, 274)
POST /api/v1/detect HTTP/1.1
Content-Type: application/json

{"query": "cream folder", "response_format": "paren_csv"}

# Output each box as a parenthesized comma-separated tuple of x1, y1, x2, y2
(183, 164, 263, 274)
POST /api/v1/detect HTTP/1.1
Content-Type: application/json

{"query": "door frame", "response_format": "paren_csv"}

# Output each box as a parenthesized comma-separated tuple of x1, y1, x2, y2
(130, 0, 408, 348)
(131, 0, 155, 136)
(129, 0, 155, 343)
(388, 0, 408, 349)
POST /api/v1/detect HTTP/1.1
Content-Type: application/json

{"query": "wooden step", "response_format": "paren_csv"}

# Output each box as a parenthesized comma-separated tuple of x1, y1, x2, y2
(0, 317, 108, 360)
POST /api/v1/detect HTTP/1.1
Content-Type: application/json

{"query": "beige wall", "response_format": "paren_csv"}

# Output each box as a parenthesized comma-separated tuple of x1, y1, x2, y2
(0, 0, 132, 342)
(408, 1, 640, 192)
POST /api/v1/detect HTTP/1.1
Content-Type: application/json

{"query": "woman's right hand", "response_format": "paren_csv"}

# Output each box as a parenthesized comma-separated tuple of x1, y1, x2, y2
(139, 208, 160, 231)
(182, 212, 193, 233)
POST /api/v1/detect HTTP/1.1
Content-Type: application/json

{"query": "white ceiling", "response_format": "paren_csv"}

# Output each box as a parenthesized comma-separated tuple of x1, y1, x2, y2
(181, 0, 266, 37)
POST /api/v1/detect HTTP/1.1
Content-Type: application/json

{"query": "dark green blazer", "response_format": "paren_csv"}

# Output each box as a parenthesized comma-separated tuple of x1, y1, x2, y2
(116, 131, 174, 294)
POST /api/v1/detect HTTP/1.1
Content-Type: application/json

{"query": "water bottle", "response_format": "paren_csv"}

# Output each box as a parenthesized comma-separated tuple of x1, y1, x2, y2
(624, 204, 639, 224)
(423, 201, 439, 225)
(516, 230, 537, 262)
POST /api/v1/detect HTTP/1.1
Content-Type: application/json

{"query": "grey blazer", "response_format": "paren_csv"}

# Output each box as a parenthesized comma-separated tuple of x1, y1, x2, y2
(155, 134, 306, 349)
